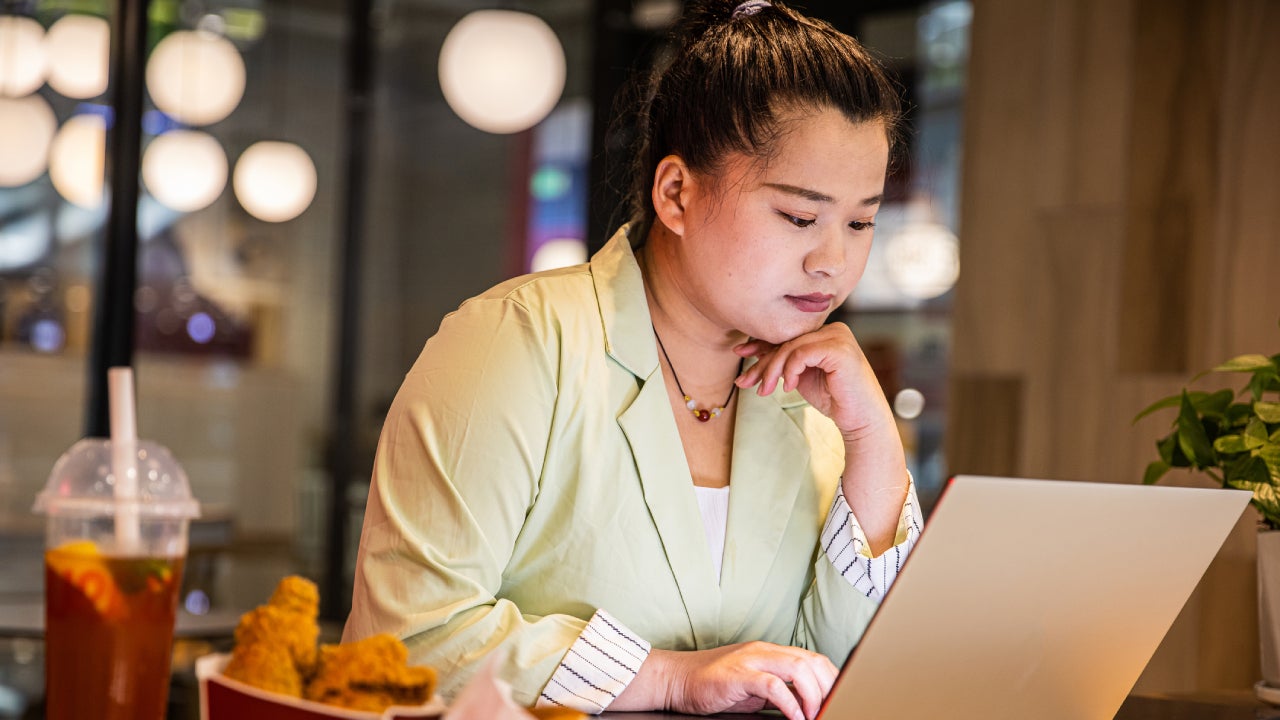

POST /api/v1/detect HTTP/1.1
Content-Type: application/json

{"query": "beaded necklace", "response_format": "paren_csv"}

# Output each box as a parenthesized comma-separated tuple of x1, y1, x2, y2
(654, 330, 743, 422)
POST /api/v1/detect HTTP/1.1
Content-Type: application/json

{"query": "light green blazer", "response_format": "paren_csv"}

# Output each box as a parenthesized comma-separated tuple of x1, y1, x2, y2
(344, 225, 880, 704)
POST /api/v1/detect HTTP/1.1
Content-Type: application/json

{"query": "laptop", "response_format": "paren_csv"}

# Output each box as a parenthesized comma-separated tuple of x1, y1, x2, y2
(819, 475, 1251, 720)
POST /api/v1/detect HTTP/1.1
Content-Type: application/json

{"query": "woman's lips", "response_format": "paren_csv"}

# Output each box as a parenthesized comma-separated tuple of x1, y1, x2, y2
(786, 294, 834, 313)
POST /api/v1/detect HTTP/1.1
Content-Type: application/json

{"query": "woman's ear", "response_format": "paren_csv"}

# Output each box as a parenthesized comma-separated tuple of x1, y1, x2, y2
(651, 155, 694, 237)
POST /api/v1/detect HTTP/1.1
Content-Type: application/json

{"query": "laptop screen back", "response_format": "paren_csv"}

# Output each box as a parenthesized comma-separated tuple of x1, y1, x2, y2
(819, 475, 1250, 720)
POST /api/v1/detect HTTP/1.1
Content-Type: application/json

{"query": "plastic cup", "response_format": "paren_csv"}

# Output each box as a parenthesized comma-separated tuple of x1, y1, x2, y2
(33, 438, 201, 720)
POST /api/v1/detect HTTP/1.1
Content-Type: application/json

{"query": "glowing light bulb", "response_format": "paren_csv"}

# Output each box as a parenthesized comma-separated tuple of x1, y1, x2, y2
(0, 16, 48, 97)
(233, 141, 317, 222)
(0, 95, 56, 186)
(44, 14, 109, 99)
(439, 10, 565, 134)
(49, 113, 106, 208)
(142, 130, 228, 212)
(146, 30, 246, 126)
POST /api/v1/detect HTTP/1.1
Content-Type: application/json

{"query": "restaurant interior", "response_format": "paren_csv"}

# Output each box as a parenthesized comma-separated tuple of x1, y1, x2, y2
(0, 0, 1278, 717)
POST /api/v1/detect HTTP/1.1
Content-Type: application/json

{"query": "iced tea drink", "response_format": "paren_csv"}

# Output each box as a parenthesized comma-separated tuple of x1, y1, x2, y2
(44, 541, 185, 720)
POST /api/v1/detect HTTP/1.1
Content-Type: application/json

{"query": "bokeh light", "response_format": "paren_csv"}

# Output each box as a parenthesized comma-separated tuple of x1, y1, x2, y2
(49, 113, 106, 208)
(0, 16, 48, 97)
(142, 130, 228, 212)
(146, 30, 246, 126)
(893, 388, 926, 420)
(531, 238, 587, 273)
(0, 214, 52, 270)
(232, 141, 317, 222)
(44, 14, 110, 99)
(0, 95, 57, 186)
(883, 222, 960, 300)
(31, 319, 65, 353)
(439, 10, 565, 134)
(186, 312, 215, 344)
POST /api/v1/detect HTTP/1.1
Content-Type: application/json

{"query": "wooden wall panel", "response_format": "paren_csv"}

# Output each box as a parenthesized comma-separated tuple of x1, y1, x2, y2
(949, 375, 1023, 476)
(953, 0, 1280, 693)
(951, 0, 1048, 374)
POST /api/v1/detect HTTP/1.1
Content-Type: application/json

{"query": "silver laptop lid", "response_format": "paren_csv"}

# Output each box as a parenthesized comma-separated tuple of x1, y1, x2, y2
(819, 475, 1251, 720)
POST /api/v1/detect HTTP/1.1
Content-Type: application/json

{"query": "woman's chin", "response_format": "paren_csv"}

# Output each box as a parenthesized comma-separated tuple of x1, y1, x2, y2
(745, 316, 831, 345)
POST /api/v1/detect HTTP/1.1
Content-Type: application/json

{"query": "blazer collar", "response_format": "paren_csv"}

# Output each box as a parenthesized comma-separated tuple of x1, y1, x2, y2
(598, 225, 816, 645)
(591, 224, 658, 380)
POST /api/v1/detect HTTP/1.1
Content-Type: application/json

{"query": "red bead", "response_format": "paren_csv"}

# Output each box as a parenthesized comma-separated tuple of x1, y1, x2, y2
(697, 409, 711, 422)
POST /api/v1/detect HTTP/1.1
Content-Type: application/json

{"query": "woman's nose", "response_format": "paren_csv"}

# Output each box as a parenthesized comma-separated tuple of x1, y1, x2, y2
(804, 227, 846, 277)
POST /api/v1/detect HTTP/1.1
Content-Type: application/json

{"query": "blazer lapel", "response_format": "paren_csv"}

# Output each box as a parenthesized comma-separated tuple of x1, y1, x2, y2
(592, 224, 721, 648)
(617, 369, 723, 649)
(718, 388, 811, 637)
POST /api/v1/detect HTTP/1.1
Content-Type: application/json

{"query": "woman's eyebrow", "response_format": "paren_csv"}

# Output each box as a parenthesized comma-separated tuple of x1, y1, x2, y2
(763, 182, 883, 207)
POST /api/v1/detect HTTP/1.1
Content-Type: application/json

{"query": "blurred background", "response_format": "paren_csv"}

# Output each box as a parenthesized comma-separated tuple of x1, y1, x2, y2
(0, 0, 1278, 717)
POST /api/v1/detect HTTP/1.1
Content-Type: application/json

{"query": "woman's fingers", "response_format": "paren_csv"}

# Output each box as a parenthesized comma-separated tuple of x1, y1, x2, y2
(744, 644, 836, 720)
(748, 672, 805, 720)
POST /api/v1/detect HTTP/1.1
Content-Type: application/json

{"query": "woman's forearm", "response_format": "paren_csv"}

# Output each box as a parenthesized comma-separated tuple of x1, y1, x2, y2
(841, 423, 910, 557)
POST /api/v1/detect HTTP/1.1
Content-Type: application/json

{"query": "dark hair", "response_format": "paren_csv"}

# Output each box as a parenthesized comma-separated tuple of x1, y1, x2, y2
(625, 0, 903, 228)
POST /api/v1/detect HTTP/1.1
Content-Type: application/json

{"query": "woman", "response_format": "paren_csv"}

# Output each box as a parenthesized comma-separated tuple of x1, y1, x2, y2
(344, 2, 921, 719)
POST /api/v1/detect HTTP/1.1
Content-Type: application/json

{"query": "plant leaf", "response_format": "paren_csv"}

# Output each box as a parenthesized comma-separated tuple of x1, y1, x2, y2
(1227, 402, 1256, 426)
(1228, 454, 1273, 486)
(1177, 391, 1216, 468)
(1215, 354, 1277, 373)
(1133, 393, 1186, 424)
(1193, 389, 1236, 418)
(1257, 401, 1280, 423)
(1248, 417, 1270, 444)
(1261, 443, 1280, 480)
(1226, 477, 1280, 531)
(1214, 435, 1248, 454)
(1142, 460, 1172, 485)
(1157, 433, 1187, 467)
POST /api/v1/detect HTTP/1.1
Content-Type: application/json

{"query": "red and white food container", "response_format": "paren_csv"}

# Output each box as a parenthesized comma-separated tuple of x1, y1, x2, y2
(197, 653, 446, 720)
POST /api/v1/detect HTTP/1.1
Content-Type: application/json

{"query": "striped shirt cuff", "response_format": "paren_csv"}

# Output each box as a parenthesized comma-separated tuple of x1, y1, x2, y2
(535, 609, 651, 714)
(819, 472, 923, 601)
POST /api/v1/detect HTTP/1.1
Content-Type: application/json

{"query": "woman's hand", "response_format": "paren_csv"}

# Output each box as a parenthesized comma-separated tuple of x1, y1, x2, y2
(612, 642, 838, 720)
(735, 323, 908, 555)
(733, 323, 893, 441)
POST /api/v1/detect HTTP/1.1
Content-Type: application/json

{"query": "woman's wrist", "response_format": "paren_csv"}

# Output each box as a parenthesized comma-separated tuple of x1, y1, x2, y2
(610, 648, 683, 712)
(840, 422, 909, 556)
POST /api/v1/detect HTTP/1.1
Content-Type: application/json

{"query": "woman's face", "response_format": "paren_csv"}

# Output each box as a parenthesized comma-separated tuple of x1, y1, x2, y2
(671, 108, 889, 345)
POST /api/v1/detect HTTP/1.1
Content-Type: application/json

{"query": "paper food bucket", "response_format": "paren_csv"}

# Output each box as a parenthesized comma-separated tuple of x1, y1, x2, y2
(197, 653, 446, 720)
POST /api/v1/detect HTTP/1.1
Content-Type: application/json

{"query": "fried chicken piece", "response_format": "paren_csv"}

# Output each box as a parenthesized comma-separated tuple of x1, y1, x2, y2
(303, 634, 437, 712)
(222, 633, 302, 696)
(221, 575, 320, 692)
(270, 574, 320, 616)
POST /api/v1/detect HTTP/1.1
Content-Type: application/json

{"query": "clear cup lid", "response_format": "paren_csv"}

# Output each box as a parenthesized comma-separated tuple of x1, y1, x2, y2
(33, 438, 201, 519)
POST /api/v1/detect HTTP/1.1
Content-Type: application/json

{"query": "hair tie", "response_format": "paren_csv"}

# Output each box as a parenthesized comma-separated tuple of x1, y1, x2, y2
(732, 0, 771, 19)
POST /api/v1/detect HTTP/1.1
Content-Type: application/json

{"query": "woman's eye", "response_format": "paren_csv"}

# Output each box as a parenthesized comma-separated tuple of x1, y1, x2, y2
(779, 212, 815, 228)
(849, 219, 877, 232)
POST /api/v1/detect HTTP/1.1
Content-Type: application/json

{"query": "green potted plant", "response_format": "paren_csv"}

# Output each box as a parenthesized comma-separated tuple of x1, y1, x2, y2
(1135, 333, 1280, 692)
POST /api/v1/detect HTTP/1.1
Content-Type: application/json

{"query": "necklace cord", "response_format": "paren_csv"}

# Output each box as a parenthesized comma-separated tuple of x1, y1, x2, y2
(653, 328, 744, 420)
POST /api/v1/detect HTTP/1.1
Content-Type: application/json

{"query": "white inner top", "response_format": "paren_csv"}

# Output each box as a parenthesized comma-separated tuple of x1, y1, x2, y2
(693, 485, 731, 583)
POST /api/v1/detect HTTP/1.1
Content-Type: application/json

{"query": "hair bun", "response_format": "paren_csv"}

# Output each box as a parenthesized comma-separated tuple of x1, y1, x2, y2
(675, 0, 776, 41)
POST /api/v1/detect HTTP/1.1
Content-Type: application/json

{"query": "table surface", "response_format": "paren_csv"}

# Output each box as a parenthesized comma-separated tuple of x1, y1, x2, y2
(6, 599, 1280, 720)
(592, 692, 1280, 719)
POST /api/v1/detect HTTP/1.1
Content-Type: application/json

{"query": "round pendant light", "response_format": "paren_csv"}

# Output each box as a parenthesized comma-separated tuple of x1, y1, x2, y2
(142, 130, 229, 212)
(146, 30, 246, 126)
(438, 10, 565, 135)
(0, 16, 48, 97)
(44, 14, 110, 99)
(233, 141, 317, 222)
(0, 95, 57, 186)
(49, 113, 106, 208)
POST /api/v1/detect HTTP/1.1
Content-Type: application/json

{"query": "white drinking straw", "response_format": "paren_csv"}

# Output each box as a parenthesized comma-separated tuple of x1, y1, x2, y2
(108, 367, 141, 553)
